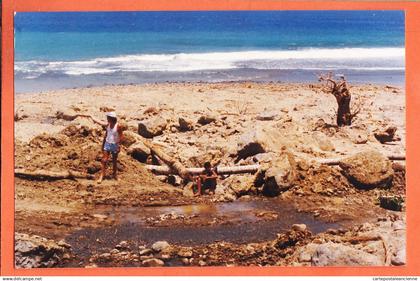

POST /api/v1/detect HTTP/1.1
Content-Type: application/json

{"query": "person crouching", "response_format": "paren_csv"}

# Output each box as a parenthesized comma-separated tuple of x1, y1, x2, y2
(194, 161, 218, 196)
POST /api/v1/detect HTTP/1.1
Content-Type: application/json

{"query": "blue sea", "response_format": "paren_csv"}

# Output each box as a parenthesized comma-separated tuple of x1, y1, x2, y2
(14, 11, 405, 93)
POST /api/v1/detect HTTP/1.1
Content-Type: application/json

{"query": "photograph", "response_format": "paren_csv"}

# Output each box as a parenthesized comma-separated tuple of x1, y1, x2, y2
(13, 10, 406, 268)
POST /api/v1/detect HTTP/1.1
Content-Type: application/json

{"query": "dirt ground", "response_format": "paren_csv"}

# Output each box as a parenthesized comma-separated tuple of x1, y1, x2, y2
(14, 81, 405, 268)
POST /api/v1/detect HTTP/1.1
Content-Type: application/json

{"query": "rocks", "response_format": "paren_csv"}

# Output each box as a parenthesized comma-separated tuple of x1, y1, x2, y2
(339, 150, 394, 189)
(197, 114, 217, 125)
(115, 241, 129, 250)
(143, 106, 160, 115)
(391, 248, 406, 266)
(99, 106, 115, 112)
(311, 242, 383, 266)
(256, 111, 278, 121)
(236, 127, 284, 161)
(127, 142, 151, 162)
(379, 195, 404, 211)
(177, 247, 193, 258)
(30, 133, 69, 148)
(312, 132, 334, 151)
(139, 248, 153, 256)
(223, 175, 255, 197)
(55, 109, 78, 121)
(151, 241, 171, 252)
(236, 130, 268, 161)
(292, 224, 307, 232)
(341, 126, 369, 144)
(138, 116, 167, 138)
(15, 233, 72, 268)
(142, 258, 165, 267)
(298, 251, 312, 263)
(374, 126, 400, 143)
(178, 117, 194, 131)
(255, 150, 297, 197)
(93, 214, 108, 220)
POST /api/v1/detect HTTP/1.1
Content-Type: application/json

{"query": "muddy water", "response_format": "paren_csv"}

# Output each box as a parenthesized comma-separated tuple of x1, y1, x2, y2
(65, 198, 339, 264)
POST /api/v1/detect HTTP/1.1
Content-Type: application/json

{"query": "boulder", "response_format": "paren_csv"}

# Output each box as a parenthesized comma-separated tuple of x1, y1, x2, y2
(379, 195, 404, 211)
(177, 247, 193, 258)
(29, 133, 69, 148)
(121, 131, 141, 147)
(151, 241, 171, 252)
(223, 175, 256, 197)
(138, 116, 167, 138)
(178, 117, 194, 132)
(341, 127, 369, 144)
(55, 109, 78, 121)
(374, 126, 400, 143)
(236, 127, 283, 161)
(256, 111, 278, 121)
(391, 248, 406, 266)
(339, 150, 394, 189)
(142, 258, 164, 267)
(311, 242, 383, 266)
(312, 132, 334, 151)
(15, 233, 72, 268)
(182, 182, 195, 197)
(127, 142, 151, 162)
(139, 248, 153, 256)
(187, 149, 223, 167)
(292, 224, 307, 232)
(197, 114, 217, 125)
(255, 150, 297, 197)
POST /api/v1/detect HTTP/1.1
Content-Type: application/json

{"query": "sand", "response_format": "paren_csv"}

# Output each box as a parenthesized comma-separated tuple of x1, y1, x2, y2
(14, 81, 406, 267)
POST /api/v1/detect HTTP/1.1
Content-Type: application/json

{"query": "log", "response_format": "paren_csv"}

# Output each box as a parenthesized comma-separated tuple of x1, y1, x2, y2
(145, 164, 260, 175)
(141, 139, 190, 179)
(15, 169, 94, 180)
(318, 155, 405, 165)
(146, 154, 405, 176)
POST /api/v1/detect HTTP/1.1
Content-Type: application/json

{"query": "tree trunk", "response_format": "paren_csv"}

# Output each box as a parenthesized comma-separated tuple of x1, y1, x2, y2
(336, 92, 352, 126)
(15, 169, 94, 180)
(317, 154, 405, 165)
(145, 164, 260, 175)
(319, 74, 358, 127)
(140, 139, 190, 179)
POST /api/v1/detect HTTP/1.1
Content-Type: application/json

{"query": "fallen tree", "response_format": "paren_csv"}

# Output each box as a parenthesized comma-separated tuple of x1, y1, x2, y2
(15, 169, 94, 180)
(145, 164, 260, 175)
(317, 155, 405, 166)
(141, 139, 190, 179)
(145, 154, 405, 176)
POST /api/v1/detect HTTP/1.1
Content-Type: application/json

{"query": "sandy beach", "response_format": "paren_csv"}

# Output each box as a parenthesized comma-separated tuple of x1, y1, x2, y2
(14, 81, 406, 268)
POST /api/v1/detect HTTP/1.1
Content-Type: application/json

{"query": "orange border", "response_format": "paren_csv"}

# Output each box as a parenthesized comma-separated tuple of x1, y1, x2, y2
(2, 0, 420, 276)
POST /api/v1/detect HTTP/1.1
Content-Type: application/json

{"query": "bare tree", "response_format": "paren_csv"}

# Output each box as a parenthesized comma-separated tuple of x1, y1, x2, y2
(318, 72, 361, 126)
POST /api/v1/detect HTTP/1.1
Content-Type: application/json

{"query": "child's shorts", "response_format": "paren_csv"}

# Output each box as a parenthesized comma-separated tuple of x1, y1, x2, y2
(104, 142, 119, 155)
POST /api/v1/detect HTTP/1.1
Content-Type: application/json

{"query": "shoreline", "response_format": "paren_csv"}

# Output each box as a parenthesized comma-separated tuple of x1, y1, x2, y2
(14, 68, 405, 94)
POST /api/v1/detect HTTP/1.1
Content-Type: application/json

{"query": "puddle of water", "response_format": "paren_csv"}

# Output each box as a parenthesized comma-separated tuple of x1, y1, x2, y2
(96, 200, 262, 225)
(65, 198, 340, 264)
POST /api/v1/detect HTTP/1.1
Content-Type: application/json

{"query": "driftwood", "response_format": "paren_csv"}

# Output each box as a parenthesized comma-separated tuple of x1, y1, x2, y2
(318, 155, 405, 166)
(146, 154, 405, 176)
(146, 164, 260, 175)
(140, 139, 190, 179)
(15, 169, 94, 180)
(318, 73, 361, 127)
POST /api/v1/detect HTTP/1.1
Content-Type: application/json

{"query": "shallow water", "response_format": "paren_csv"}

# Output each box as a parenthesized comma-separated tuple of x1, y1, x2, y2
(64, 198, 339, 265)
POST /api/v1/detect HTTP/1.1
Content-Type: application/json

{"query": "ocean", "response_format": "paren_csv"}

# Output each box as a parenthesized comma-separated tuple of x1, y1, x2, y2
(14, 11, 405, 93)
